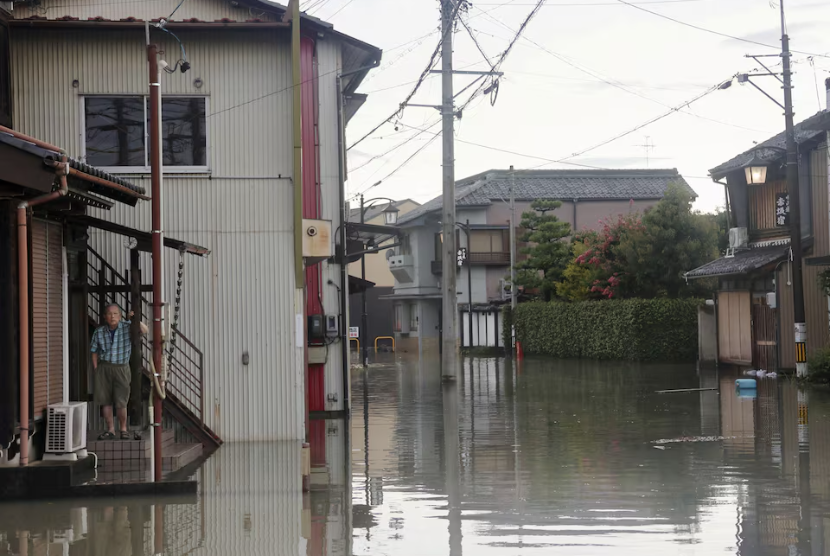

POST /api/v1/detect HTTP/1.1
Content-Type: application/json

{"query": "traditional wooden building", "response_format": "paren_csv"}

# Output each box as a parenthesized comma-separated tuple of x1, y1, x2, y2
(686, 102, 830, 370)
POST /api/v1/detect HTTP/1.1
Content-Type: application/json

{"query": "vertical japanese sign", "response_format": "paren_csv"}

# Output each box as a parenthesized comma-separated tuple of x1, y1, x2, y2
(776, 192, 790, 227)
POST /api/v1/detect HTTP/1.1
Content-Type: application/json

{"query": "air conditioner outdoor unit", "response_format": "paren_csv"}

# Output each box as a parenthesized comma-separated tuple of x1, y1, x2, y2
(46, 402, 88, 454)
(728, 227, 748, 250)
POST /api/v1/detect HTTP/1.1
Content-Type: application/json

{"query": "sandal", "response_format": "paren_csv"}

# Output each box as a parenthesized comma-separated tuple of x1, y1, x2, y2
(98, 431, 115, 440)
(120, 431, 130, 440)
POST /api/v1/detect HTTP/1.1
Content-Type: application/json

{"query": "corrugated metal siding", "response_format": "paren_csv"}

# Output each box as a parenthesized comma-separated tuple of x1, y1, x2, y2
(317, 40, 345, 413)
(199, 442, 302, 554)
(10, 29, 312, 441)
(811, 144, 829, 257)
(12, 0, 279, 22)
(31, 219, 64, 419)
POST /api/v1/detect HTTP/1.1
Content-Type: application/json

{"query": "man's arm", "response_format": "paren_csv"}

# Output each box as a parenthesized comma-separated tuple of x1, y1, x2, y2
(90, 328, 100, 370)
(127, 311, 149, 335)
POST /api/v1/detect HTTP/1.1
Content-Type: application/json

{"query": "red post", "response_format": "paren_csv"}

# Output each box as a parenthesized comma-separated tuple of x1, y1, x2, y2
(148, 43, 164, 482)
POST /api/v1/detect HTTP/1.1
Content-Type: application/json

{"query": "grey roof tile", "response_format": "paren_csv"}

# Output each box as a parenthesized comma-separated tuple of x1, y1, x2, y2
(709, 110, 830, 178)
(398, 169, 693, 226)
(684, 245, 789, 279)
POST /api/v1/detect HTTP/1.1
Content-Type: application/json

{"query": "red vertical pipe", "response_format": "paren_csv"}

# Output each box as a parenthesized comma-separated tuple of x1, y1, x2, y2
(148, 44, 164, 482)
(17, 160, 69, 466)
(301, 37, 327, 467)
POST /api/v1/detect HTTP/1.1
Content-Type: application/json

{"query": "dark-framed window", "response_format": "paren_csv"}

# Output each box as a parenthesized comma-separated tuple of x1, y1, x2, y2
(83, 96, 207, 171)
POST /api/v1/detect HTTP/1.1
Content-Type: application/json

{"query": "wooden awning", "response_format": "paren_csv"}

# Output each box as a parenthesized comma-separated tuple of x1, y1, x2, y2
(66, 215, 211, 256)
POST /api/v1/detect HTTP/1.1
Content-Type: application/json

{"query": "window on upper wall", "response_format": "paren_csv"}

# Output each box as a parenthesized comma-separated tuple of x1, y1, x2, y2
(83, 96, 207, 172)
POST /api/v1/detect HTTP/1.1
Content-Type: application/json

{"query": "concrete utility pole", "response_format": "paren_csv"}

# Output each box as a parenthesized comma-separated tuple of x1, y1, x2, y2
(780, 0, 807, 378)
(440, 0, 458, 381)
(509, 166, 517, 353)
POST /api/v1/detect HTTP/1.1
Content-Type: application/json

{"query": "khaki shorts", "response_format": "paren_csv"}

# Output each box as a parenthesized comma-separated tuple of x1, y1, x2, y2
(94, 362, 131, 409)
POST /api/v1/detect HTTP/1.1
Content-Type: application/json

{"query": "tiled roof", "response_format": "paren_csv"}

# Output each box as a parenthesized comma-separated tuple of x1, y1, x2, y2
(0, 131, 146, 200)
(348, 199, 417, 223)
(709, 110, 830, 178)
(398, 169, 694, 226)
(684, 245, 789, 279)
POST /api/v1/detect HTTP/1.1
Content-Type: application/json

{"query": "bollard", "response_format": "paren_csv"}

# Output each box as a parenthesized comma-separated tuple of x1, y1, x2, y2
(516, 341, 524, 360)
(301, 442, 310, 492)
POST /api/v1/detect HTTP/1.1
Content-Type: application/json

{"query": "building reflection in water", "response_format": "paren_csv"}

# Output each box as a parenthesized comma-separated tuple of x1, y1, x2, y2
(7, 358, 830, 555)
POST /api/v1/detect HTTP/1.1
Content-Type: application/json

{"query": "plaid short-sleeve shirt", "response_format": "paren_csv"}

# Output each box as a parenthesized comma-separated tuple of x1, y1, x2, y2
(90, 320, 133, 364)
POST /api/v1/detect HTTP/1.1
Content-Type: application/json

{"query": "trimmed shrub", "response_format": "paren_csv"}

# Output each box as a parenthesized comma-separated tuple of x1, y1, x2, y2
(807, 346, 830, 384)
(508, 298, 702, 362)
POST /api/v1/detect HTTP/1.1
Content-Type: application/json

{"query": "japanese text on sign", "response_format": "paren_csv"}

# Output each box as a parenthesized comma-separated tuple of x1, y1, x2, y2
(775, 192, 790, 227)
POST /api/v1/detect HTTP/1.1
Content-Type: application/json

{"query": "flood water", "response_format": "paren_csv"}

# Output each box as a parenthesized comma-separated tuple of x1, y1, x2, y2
(3, 357, 830, 555)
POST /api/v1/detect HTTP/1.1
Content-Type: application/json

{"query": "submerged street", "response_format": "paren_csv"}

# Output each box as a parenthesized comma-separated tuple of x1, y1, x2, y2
(2, 357, 828, 554)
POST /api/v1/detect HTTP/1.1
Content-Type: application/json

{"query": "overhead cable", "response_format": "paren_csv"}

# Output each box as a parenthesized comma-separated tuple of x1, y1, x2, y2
(347, 0, 465, 151)
(615, 0, 830, 59)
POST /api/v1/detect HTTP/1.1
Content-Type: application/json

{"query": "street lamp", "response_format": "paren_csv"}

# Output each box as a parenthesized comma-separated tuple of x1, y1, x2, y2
(382, 204, 399, 225)
(742, 147, 786, 185)
(359, 195, 399, 369)
(743, 154, 769, 185)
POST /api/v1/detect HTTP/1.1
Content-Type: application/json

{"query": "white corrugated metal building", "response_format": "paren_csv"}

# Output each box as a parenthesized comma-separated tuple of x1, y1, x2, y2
(7, 0, 381, 442)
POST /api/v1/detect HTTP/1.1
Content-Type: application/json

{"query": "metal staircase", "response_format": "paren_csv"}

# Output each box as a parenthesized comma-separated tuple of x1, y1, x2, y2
(86, 246, 222, 449)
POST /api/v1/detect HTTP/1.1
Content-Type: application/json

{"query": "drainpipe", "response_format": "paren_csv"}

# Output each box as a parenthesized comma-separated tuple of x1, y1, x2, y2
(336, 74, 350, 414)
(17, 157, 69, 466)
(0, 124, 62, 152)
(148, 43, 165, 482)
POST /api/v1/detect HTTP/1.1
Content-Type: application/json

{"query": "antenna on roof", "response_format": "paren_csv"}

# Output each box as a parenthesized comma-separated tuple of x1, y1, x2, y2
(635, 136, 656, 168)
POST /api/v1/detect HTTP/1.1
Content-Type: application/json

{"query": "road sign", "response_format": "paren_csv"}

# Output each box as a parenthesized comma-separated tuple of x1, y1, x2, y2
(349, 326, 359, 339)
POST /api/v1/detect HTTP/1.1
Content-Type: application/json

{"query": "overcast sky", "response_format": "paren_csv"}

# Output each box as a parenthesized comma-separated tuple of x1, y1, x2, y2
(304, 0, 830, 213)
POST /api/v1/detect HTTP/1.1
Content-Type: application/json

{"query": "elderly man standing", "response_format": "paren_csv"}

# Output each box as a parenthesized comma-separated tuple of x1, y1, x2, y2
(91, 304, 148, 440)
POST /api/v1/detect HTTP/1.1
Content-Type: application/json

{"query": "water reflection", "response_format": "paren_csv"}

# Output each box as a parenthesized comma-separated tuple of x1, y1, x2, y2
(351, 358, 830, 555)
(5, 357, 830, 555)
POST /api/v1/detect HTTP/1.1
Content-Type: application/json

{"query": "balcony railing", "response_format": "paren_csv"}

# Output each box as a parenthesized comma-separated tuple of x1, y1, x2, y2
(432, 251, 510, 274)
(468, 251, 510, 265)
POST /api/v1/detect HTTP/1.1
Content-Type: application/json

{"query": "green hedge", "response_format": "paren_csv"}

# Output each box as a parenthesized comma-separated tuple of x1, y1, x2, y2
(504, 298, 702, 362)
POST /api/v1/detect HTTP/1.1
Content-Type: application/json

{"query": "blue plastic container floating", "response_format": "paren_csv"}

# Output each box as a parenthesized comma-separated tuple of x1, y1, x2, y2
(737, 389, 757, 399)
(735, 378, 757, 389)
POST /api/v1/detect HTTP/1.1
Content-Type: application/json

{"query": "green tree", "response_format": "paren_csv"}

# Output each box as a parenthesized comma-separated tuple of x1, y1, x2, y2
(616, 182, 718, 298)
(555, 214, 644, 300)
(514, 199, 571, 301)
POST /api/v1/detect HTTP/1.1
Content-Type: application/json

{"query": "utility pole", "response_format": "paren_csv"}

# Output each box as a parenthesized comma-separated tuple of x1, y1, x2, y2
(509, 165, 517, 354)
(440, 0, 458, 381)
(780, 0, 807, 378)
(360, 194, 369, 368)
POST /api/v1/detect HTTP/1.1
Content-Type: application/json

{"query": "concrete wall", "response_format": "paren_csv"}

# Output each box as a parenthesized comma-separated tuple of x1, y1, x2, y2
(698, 304, 718, 364)
(9, 18, 350, 439)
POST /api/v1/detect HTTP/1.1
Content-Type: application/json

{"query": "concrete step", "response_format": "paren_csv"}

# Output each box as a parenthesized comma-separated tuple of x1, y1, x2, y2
(87, 429, 175, 471)
(162, 443, 202, 472)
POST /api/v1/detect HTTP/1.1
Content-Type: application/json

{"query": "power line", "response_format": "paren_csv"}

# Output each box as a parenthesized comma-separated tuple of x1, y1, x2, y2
(326, 0, 357, 19)
(475, 0, 707, 4)
(347, 0, 465, 151)
(615, 0, 830, 59)
(351, 134, 442, 199)
(474, 6, 769, 133)
(534, 80, 729, 167)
